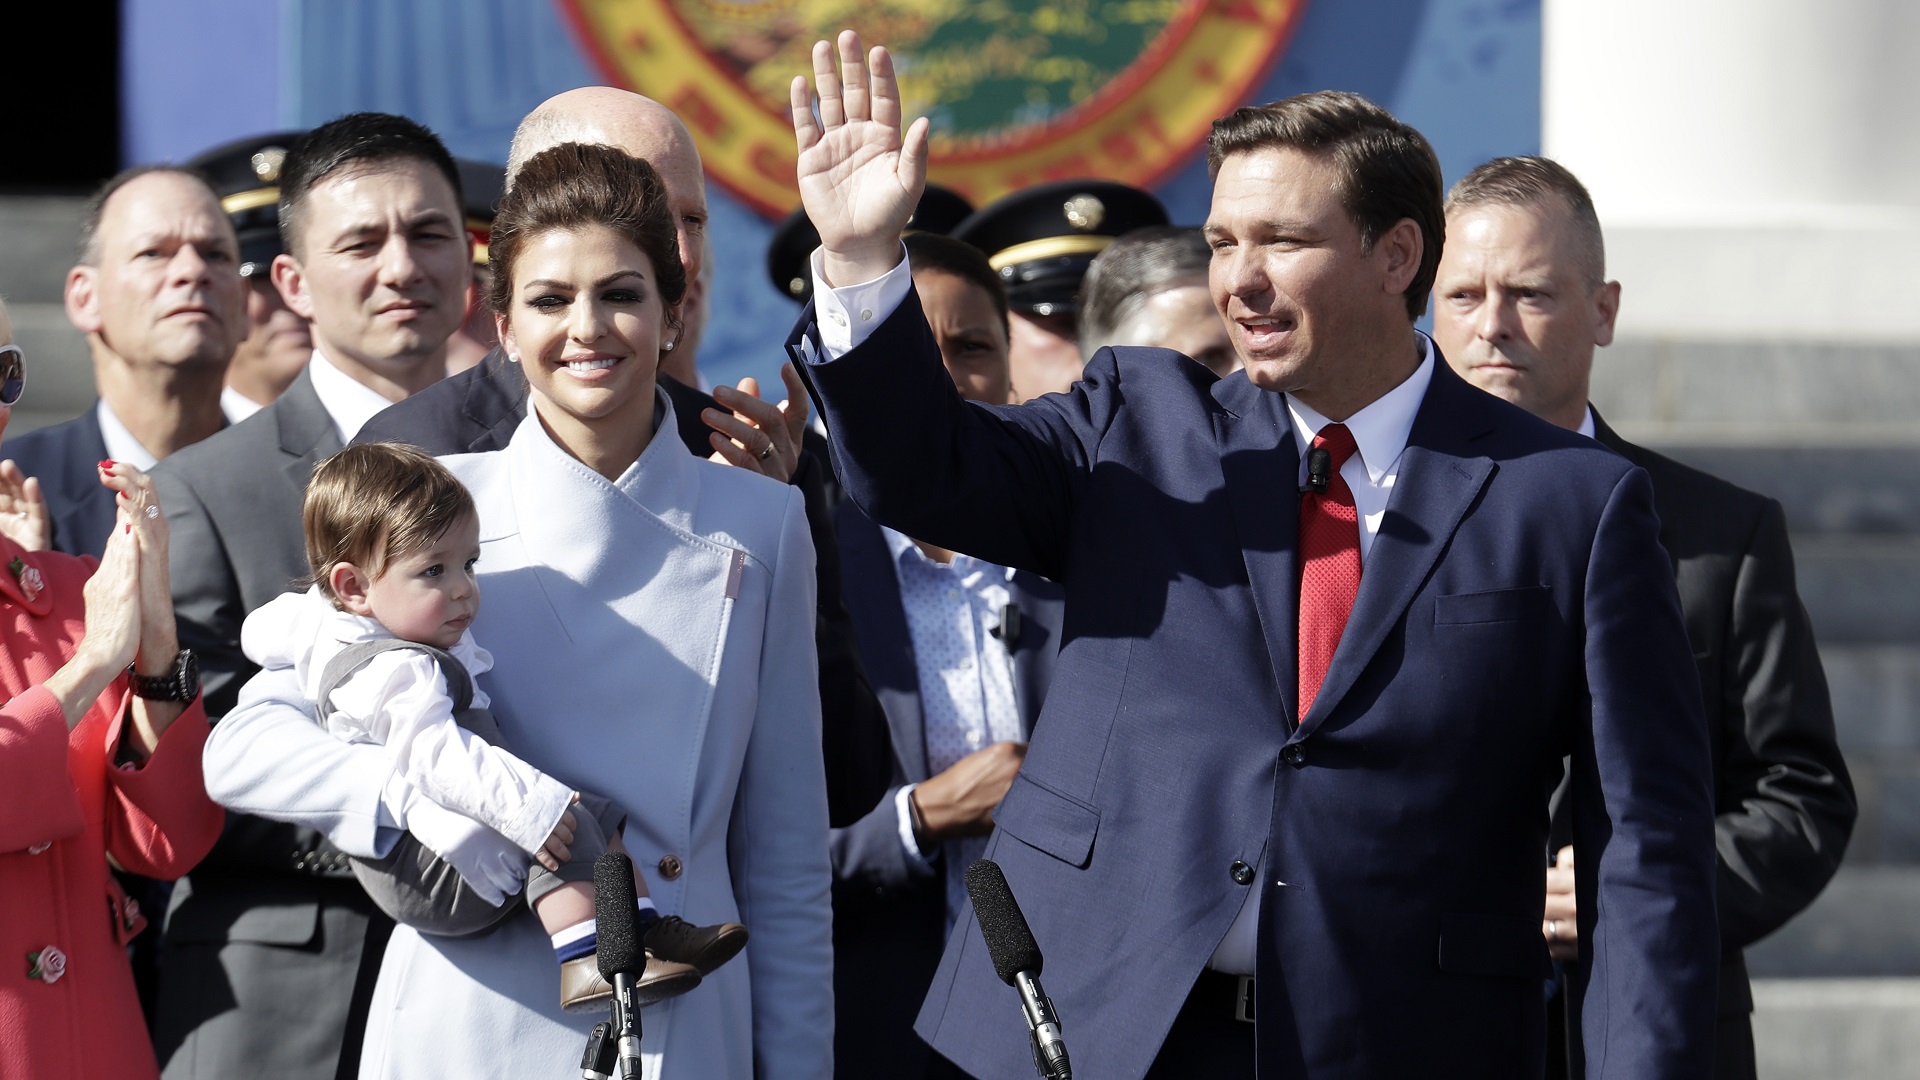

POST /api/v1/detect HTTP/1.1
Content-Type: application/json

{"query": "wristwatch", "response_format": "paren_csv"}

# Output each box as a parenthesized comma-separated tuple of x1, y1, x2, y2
(129, 649, 199, 702)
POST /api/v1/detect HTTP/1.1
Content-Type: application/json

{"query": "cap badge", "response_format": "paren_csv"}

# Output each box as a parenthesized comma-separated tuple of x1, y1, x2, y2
(1063, 194, 1106, 232)
(251, 147, 288, 184)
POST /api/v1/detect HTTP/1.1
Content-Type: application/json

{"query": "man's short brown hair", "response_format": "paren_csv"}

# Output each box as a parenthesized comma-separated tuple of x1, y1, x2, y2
(1446, 156, 1607, 286)
(303, 442, 475, 605)
(1206, 91, 1444, 320)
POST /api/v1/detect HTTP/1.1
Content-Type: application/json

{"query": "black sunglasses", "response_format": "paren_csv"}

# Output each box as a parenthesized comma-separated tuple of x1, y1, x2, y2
(0, 344, 22, 407)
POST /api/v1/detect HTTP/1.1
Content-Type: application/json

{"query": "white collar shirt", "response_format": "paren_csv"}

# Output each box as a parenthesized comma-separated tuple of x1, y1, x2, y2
(306, 350, 399, 445)
(94, 399, 158, 471)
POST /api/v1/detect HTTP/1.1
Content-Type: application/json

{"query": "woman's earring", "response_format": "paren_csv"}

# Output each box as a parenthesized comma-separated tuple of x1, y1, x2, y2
(663, 339, 676, 352)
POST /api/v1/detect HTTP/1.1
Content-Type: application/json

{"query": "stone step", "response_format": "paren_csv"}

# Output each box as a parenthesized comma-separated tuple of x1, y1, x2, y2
(1793, 536, 1920, 643)
(1591, 337, 1920, 440)
(1752, 977, 1920, 1080)
(1639, 443, 1920, 536)
(0, 196, 87, 304)
(1827, 645, 1920, 756)
(1747, 867, 1920, 977)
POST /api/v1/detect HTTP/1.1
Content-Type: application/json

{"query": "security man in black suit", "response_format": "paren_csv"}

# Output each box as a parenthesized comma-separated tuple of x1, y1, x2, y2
(1429, 155, 1856, 1080)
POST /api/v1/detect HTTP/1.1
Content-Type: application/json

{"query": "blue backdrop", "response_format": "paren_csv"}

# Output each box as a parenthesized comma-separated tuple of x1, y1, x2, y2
(124, 0, 1538, 389)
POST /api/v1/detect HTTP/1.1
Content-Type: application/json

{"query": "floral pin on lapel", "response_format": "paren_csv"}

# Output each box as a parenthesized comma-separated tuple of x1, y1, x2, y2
(26, 945, 66, 984)
(8, 556, 42, 602)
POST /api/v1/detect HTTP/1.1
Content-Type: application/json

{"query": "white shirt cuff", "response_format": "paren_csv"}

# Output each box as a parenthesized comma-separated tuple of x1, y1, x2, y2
(810, 244, 914, 359)
(895, 783, 935, 866)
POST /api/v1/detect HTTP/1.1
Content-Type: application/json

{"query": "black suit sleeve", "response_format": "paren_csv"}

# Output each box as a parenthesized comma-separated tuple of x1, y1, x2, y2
(1712, 498, 1856, 947)
(794, 449, 894, 828)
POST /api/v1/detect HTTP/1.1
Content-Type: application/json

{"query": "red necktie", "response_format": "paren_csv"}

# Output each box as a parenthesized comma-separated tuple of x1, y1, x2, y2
(1297, 423, 1362, 720)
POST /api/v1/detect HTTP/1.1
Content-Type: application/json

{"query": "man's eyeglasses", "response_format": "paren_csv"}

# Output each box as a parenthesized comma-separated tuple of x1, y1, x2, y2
(0, 344, 25, 407)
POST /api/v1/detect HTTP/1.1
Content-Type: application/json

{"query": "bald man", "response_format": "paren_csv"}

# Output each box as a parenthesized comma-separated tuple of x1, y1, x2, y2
(356, 87, 891, 831)
(1, 167, 245, 558)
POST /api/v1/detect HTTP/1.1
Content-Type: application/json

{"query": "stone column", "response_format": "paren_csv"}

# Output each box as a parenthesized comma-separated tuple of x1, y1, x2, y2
(1544, 0, 1920, 342)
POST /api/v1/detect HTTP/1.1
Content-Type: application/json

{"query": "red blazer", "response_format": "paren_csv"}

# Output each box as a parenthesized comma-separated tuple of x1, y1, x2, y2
(0, 538, 223, 1080)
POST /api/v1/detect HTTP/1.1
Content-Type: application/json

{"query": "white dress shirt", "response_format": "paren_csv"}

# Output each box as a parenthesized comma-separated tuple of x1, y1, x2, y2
(813, 248, 1443, 975)
(95, 400, 158, 470)
(221, 384, 266, 425)
(306, 350, 400, 445)
(1208, 338, 1435, 974)
(879, 527, 1023, 925)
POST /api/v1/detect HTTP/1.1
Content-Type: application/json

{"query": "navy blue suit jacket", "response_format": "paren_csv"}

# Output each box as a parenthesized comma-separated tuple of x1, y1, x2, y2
(1, 407, 115, 558)
(829, 500, 1063, 1079)
(793, 290, 1719, 1080)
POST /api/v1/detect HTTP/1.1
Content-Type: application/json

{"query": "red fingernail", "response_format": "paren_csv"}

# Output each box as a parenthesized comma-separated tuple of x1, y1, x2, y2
(125, 524, 131, 534)
(99, 459, 115, 470)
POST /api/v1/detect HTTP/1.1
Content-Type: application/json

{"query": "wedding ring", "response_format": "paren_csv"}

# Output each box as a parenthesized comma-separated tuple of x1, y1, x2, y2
(145, 504, 160, 519)
(758, 442, 774, 461)
(1547, 920, 1560, 941)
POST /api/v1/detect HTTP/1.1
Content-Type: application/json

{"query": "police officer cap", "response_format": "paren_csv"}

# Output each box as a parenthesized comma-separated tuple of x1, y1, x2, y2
(952, 180, 1168, 317)
(765, 183, 975, 304)
(456, 158, 506, 268)
(185, 131, 306, 279)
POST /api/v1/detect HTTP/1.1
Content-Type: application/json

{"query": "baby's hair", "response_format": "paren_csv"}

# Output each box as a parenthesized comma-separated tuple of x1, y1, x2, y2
(303, 442, 476, 607)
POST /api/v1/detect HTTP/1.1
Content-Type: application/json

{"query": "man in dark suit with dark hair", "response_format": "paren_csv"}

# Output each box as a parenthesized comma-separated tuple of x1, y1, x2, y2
(2, 166, 245, 558)
(789, 31, 1719, 1079)
(1431, 154, 1856, 1080)
(150, 111, 472, 1080)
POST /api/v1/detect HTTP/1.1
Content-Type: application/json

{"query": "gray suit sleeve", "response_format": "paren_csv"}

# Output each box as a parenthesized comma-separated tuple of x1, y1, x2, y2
(154, 463, 251, 719)
(831, 784, 938, 895)
(1713, 498, 1856, 947)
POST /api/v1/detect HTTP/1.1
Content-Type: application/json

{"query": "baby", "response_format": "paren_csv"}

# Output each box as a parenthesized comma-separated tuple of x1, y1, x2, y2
(242, 442, 744, 1012)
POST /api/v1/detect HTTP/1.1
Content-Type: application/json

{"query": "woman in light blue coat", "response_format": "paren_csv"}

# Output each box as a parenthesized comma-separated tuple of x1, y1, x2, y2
(206, 142, 831, 1079)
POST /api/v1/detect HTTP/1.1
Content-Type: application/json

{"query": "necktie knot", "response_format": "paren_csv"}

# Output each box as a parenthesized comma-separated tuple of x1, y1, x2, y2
(1312, 422, 1359, 473)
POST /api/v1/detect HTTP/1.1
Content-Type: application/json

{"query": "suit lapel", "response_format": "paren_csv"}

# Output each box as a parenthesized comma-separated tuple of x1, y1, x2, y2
(1299, 364, 1495, 737)
(1211, 374, 1302, 727)
(276, 369, 345, 490)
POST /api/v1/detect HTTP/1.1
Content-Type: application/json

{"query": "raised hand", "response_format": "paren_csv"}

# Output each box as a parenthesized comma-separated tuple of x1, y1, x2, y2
(0, 459, 50, 551)
(789, 30, 931, 287)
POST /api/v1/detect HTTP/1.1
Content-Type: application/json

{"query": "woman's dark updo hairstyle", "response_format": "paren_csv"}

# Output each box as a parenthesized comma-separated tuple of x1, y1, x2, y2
(487, 142, 687, 334)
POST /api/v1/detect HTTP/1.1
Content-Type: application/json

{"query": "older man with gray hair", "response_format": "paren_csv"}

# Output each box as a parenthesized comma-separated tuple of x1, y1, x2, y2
(1, 166, 245, 558)
(1075, 224, 1239, 378)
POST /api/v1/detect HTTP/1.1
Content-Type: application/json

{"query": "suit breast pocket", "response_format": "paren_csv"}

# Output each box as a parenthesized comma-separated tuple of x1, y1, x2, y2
(1433, 585, 1553, 626)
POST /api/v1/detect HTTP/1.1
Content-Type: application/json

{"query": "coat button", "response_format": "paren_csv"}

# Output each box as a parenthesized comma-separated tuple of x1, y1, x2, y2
(1230, 861, 1255, 886)
(1282, 744, 1307, 768)
(657, 854, 684, 880)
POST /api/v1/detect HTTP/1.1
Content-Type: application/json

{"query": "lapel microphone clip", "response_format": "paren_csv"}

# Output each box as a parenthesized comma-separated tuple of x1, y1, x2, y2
(1302, 446, 1333, 495)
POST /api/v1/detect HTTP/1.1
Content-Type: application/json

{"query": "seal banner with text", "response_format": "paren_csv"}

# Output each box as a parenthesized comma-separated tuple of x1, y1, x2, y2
(556, 0, 1307, 219)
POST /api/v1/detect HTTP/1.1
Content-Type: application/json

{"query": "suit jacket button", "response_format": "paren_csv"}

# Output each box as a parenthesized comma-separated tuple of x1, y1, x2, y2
(1282, 744, 1307, 768)
(1230, 861, 1255, 886)
(657, 854, 684, 880)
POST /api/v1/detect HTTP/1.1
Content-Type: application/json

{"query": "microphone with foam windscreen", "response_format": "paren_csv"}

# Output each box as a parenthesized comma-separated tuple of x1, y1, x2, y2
(595, 852, 645, 1080)
(966, 860, 1072, 1080)
(1302, 445, 1333, 494)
